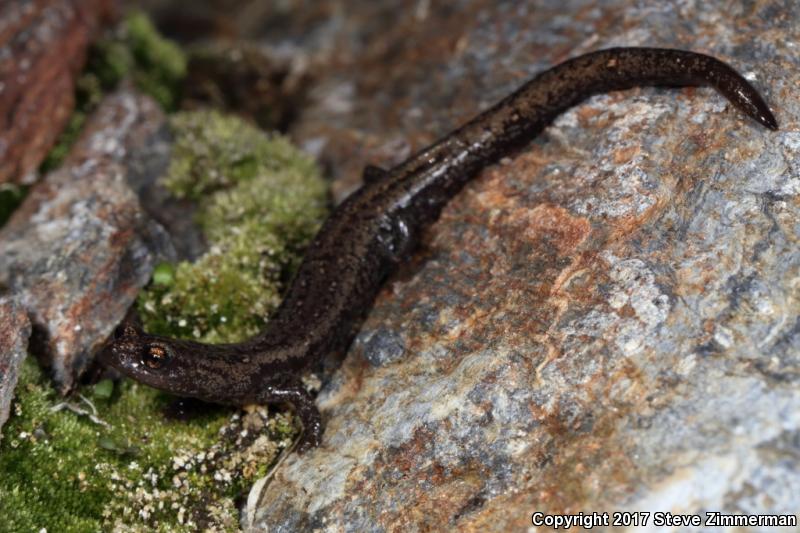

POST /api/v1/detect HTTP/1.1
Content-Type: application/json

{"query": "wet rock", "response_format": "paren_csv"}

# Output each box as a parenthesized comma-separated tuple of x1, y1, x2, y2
(249, 0, 800, 530)
(0, 0, 114, 184)
(0, 88, 174, 393)
(0, 297, 31, 437)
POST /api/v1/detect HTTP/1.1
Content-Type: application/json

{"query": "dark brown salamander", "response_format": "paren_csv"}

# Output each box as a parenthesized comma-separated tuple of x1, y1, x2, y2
(101, 48, 777, 451)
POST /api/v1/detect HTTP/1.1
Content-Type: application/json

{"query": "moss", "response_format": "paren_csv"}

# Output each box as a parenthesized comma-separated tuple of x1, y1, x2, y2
(39, 114, 86, 173)
(0, 358, 297, 532)
(41, 11, 186, 172)
(162, 111, 318, 200)
(125, 11, 187, 110)
(138, 110, 327, 343)
(0, 184, 28, 228)
(2, 113, 325, 529)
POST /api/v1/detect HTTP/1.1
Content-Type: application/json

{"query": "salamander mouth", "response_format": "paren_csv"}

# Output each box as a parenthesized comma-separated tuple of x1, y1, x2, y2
(98, 334, 145, 372)
(98, 341, 132, 372)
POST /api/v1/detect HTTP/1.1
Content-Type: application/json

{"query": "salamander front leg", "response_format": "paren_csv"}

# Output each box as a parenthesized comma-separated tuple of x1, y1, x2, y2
(257, 380, 322, 452)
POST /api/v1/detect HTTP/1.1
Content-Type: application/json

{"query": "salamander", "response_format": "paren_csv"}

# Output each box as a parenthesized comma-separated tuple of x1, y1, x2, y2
(101, 47, 778, 451)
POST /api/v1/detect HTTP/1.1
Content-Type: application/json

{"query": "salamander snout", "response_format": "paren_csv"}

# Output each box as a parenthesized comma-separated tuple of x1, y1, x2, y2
(101, 322, 174, 375)
(99, 328, 225, 400)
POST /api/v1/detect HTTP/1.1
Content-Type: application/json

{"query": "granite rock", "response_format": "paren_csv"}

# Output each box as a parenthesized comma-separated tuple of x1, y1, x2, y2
(0, 297, 31, 438)
(0, 88, 174, 393)
(0, 0, 114, 184)
(248, 0, 800, 530)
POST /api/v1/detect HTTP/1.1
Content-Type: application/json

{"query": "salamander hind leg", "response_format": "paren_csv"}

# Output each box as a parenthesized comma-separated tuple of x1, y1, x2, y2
(256, 379, 322, 452)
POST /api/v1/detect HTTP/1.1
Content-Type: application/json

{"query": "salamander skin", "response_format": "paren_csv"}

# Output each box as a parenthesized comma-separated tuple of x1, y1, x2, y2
(101, 47, 777, 451)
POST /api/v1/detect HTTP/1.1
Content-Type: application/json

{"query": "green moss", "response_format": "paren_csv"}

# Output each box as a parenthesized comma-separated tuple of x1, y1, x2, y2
(151, 262, 176, 286)
(0, 358, 296, 531)
(162, 111, 318, 200)
(90, 39, 135, 89)
(125, 11, 187, 110)
(139, 110, 327, 343)
(41, 10, 186, 172)
(2, 112, 325, 530)
(0, 184, 28, 228)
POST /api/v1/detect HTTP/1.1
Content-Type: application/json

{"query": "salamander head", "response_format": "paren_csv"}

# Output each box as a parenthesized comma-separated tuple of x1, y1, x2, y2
(100, 323, 199, 396)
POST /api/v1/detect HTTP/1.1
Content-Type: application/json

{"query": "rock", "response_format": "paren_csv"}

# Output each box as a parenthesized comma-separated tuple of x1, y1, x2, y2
(0, 88, 174, 393)
(248, 0, 800, 530)
(121, 100, 206, 262)
(121, 0, 335, 44)
(0, 0, 114, 184)
(0, 297, 31, 438)
(182, 42, 311, 133)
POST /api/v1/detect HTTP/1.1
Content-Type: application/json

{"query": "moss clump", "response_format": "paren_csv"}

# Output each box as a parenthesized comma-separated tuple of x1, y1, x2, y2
(82, 10, 186, 110)
(41, 11, 186, 172)
(2, 112, 324, 529)
(138, 110, 327, 343)
(124, 11, 187, 110)
(0, 358, 297, 532)
(0, 184, 28, 228)
(162, 111, 318, 199)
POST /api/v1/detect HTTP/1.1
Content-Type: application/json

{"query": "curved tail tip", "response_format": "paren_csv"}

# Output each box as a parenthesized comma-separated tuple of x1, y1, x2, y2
(746, 102, 778, 131)
(758, 108, 779, 130)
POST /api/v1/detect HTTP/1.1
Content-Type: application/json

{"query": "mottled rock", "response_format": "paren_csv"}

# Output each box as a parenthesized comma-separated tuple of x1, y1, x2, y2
(249, 0, 800, 530)
(123, 103, 206, 261)
(182, 42, 311, 132)
(0, 0, 114, 184)
(0, 88, 174, 392)
(0, 297, 31, 437)
(122, 0, 338, 44)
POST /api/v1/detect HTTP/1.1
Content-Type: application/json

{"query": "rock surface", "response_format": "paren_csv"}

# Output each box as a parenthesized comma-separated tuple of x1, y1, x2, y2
(0, 297, 31, 437)
(0, 0, 114, 184)
(0, 88, 173, 393)
(248, 0, 800, 530)
(182, 42, 311, 133)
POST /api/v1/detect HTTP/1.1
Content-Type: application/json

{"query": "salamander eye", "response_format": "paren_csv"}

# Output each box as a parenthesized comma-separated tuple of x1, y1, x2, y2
(142, 344, 172, 370)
